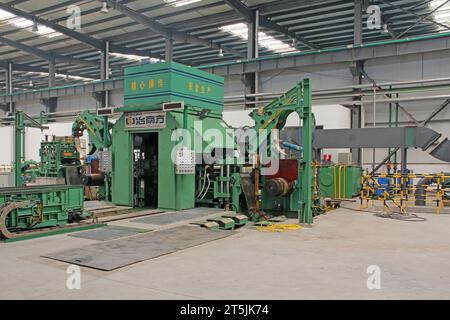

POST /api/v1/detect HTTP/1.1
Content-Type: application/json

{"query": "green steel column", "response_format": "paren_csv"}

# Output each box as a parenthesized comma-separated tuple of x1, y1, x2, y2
(388, 86, 392, 173)
(102, 116, 109, 151)
(175, 106, 189, 210)
(14, 111, 24, 187)
(299, 80, 313, 224)
(395, 93, 399, 165)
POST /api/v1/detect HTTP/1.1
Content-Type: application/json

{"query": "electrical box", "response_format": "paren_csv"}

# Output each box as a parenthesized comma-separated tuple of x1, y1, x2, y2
(338, 152, 353, 165)
(99, 150, 113, 173)
(176, 148, 195, 174)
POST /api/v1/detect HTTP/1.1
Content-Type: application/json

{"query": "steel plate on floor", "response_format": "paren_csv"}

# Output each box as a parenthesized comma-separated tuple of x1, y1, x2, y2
(69, 226, 151, 241)
(43, 225, 234, 271)
(130, 207, 224, 225)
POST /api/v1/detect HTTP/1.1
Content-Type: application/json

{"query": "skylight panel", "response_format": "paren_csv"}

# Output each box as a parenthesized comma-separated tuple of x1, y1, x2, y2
(164, 0, 202, 7)
(0, 8, 62, 38)
(109, 52, 163, 63)
(220, 23, 299, 54)
(431, 0, 450, 29)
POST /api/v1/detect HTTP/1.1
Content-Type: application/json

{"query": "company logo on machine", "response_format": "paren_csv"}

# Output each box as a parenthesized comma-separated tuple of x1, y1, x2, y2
(125, 111, 166, 130)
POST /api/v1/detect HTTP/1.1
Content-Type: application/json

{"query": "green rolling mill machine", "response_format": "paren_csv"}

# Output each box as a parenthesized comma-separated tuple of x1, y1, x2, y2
(109, 61, 318, 223)
(0, 61, 326, 239)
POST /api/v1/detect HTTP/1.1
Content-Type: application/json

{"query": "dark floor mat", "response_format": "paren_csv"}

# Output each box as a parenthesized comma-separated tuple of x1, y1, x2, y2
(69, 226, 151, 241)
(43, 225, 234, 271)
(130, 207, 224, 225)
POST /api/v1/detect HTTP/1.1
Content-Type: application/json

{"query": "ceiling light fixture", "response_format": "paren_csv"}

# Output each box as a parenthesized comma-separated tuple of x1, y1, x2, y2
(100, 2, 109, 14)
(31, 20, 38, 32)
(0, 9, 61, 38)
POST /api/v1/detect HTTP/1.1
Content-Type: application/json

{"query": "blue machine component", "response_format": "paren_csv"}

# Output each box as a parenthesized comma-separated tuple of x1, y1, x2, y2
(377, 178, 390, 196)
(86, 155, 99, 165)
(282, 142, 303, 152)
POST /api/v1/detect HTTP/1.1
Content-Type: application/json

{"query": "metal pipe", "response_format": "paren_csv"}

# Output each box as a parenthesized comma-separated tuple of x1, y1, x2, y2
(388, 85, 392, 168)
(225, 77, 450, 98)
(224, 93, 450, 108)
(229, 85, 450, 100)
(220, 166, 224, 193)
(372, 86, 376, 170)
(226, 165, 230, 194)
(394, 95, 399, 164)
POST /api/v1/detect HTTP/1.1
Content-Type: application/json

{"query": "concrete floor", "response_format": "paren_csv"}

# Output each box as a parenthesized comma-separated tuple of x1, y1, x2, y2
(1, 207, 450, 300)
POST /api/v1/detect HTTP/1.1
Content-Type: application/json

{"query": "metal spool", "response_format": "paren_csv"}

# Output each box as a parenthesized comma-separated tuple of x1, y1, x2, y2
(265, 178, 292, 197)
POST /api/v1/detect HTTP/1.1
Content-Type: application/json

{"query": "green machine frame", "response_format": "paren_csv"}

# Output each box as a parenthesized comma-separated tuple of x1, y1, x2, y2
(251, 80, 315, 224)
(0, 184, 86, 240)
(14, 110, 48, 186)
(111, 61, 227, 211)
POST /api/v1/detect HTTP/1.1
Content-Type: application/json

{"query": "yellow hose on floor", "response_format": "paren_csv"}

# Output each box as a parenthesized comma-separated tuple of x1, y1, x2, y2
(257, 223, 302, 232)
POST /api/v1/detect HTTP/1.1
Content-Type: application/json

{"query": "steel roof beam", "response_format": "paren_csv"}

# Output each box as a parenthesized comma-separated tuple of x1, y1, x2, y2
(223, 0, 319, 49)
(0, 60, 47, 73)
(0, 59, 97, 81)
(102, 0, 245, 58)
(199, 33, 450, 76)
(0, 2, 164, 60)
(0, 35, 97, 67)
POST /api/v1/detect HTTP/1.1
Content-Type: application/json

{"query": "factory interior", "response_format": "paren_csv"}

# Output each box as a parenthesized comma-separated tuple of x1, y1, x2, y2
(1, 0, 450, 302)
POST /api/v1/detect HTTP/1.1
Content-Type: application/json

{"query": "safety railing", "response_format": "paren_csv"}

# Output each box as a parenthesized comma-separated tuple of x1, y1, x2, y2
(360, 173, 450, 214)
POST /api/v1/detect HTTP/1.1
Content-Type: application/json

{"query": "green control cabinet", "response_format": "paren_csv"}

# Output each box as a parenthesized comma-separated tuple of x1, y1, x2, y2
(318, 166, 363, 199)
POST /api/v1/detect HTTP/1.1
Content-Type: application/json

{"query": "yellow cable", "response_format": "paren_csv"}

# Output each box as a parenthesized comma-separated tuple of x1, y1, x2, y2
(257, 223, 302, 233)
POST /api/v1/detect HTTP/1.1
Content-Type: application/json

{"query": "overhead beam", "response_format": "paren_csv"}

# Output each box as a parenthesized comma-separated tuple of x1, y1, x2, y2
(102, 0, 245, 58)
(0, 2, 163, 60)
(0, 35, 98, 67)
(3, 33, 450, 104)
(0, 60, 48, 73)
(0, 60, 98, 83)
(223, 0, 319, 50)
(0, 77, 124, 104)
(199, 33, 450, 75)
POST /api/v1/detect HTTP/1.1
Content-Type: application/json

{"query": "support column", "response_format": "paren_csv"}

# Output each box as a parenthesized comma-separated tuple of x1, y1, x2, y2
(401, 147, 408, 190)
(6, 62, 13, 114)
(350, 61, 364, 165)
(354, 0, 363, 46)
(47, 58, 58, 113)
(165, 32, 173, 61)
(351, 0, 363, 165)
(48, 58, 56, 87)
(244, 9, 259, 109)
(100, 41, 110, 108)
